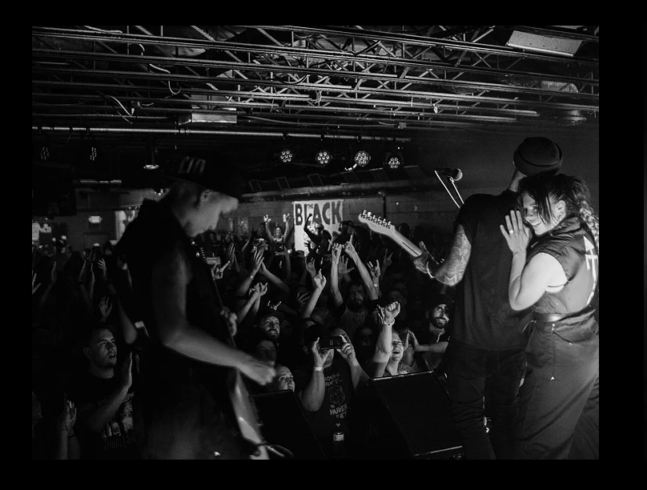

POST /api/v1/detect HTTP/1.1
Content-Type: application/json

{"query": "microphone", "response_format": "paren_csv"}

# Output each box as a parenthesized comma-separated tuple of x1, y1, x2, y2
(435, 168, 463, 181)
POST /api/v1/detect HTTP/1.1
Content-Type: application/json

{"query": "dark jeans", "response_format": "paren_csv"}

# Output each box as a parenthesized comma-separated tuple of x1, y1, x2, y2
(516, 316, 599, 459)
(444, 340, 526, 460)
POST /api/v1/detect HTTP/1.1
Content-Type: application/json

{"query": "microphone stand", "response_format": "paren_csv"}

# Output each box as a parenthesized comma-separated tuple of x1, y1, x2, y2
(433, 171, 464, 209)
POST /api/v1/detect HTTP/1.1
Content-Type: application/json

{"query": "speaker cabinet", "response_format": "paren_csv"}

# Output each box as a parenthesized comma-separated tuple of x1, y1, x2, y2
(251, 390, 326, 460)
(351, 371, 463, 459)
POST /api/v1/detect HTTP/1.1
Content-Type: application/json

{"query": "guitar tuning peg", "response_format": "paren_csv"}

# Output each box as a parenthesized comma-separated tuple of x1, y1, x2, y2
(387, 221, 392, 227)
(366, 211, 372, 217)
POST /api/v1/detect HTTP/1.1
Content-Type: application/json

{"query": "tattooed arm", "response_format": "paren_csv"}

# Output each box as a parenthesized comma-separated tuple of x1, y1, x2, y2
(434, 224, 471, 286)
(413, 224, 471, 286)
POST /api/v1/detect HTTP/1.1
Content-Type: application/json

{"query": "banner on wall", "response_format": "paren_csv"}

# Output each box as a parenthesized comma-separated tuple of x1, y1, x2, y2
(293, 199, 344, 252)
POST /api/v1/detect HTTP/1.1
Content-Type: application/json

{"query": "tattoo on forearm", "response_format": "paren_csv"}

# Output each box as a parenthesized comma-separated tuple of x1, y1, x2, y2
(436, 227, 470, 286)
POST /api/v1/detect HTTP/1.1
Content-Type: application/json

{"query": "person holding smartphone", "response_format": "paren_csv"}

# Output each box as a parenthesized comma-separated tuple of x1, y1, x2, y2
(292, 321, 368, 459)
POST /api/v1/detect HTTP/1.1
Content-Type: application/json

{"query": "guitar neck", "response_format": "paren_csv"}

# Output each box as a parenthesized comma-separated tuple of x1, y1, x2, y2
(390, 230, 423, 257)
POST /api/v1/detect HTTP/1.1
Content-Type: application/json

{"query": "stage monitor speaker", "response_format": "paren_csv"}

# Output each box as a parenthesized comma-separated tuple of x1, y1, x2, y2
(251, 390, 326, 460)
(353, 371, 463, 459)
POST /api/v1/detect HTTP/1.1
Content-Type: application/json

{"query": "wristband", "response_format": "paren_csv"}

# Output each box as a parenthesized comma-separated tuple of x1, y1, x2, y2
(382, 319, 395, 329)
(425, 263, 435, 280)
(313, 366, 324, 372)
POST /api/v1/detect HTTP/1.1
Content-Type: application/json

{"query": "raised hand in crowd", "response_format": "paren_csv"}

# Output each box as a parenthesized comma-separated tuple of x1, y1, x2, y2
(264, 214, 271, 223)
(97, 258, 108, 282)
(98, 296, 113, 323)
(32, 270, 41, 295)
(305, 254, 318, 278)
(227, 242, 239, 273)
(367, 259, 381, 295)
(50, 260, 57, 286)
(382, 249, 393, 271)
(219, 305, 238, 339)
(295, 288, 311, 311)
(120, 351, 133, 392)
(235, 282, 268, 328)
(53, 394, 80, 460)
(56, 395, 77, 436)
(338, 255, 355, 276)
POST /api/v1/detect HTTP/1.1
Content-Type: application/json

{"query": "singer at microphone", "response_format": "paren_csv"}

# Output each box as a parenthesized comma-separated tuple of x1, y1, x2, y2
(435, 168, 463, 181)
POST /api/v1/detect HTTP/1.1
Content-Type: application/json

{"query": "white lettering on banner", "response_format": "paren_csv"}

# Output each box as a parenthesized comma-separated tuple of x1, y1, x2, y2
(292, 199, 344, 252)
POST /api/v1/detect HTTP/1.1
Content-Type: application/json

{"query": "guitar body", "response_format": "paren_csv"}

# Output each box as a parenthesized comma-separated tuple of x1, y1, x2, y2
(227, 368, 269, 460)
(194, 239, 270, 460)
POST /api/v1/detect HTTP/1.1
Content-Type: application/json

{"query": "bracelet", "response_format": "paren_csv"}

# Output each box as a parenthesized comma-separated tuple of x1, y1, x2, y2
(313, 366, 324, 372)
(382, 320, 395, 329)
(425, 263, 435, 280)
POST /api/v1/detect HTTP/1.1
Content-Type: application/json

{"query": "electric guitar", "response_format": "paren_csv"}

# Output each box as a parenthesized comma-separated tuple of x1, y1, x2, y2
(357, 211, 443, 279)
(358, 210, 423, 257)
(194, 240, 269, 460)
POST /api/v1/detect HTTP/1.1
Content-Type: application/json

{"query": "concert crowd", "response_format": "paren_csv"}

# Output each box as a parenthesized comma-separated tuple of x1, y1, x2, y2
(31, 217, 456, 460)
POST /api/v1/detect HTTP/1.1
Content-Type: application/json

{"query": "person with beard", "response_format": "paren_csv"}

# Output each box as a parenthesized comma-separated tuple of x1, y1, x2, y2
(407, 293, 453, 372)
(329, 241, 380, 341)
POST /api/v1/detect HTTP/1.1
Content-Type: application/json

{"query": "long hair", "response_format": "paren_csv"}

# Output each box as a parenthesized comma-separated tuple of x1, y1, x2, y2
(518, 173, 599, 252)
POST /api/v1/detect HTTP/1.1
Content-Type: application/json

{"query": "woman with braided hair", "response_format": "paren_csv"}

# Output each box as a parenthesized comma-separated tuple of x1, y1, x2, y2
(501, 172, 599, 459)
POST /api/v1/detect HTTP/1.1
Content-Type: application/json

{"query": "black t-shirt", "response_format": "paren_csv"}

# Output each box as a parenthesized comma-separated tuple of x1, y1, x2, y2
(67, 371, 139, 460)
(452, 190, 531, 350)
(116, 200, 238, 438)
(293, 358, 355, 458)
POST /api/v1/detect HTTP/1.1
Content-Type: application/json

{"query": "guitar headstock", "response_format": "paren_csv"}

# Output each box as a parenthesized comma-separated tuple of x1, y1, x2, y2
(358, 210, 396, 237)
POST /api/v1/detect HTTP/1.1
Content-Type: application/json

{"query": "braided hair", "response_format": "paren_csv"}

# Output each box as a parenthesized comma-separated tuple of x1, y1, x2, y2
(518, 173, 599, 252)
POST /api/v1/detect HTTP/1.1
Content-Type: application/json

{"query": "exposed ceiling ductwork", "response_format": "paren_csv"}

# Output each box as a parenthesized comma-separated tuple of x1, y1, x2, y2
(32, 25, 599, 189)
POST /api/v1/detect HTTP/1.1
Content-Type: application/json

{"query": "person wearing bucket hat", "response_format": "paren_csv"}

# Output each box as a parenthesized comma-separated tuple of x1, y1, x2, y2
(411, 136, 564, 460)
(115, 150, 275, 459)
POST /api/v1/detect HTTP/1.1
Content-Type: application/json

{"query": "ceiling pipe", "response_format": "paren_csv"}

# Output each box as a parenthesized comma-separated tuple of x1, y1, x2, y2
(31, 126, 411, 142)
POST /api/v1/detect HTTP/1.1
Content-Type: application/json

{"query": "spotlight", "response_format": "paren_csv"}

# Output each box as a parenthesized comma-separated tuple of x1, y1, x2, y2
(384, 146, 403, 169)
(280, 148, 294, 164)
(39, 146, 50, 161)
(354, 150, 371, 167)
(143, 164, 159, 170)
(315, 149, 332, 166)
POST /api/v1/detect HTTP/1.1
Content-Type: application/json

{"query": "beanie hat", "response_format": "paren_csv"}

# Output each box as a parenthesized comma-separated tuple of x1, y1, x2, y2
(513, 137, 563, 176)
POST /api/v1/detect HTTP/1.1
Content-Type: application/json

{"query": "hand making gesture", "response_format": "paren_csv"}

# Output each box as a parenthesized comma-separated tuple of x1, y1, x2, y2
(338, 255, 355, 276)
(312, 338, 334, 369)
(377, 300, 401, 325)
(98, 296, 113, 322)
(56, 394, 77, 435)
(367, 260, 381, 284)
(97, 258, 108, 282)
(313, 269, 327, 291)
(120, 352, 133, 391)
(334, 331, 358, 366)
(500, 209, 531, 254)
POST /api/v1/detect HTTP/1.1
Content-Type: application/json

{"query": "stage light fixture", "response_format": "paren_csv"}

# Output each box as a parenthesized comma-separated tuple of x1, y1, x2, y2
(280, 148, 294, 164)
(315, 148, 332, 166)
(354, 150, 371, 167)
(384, 146, 403, 170)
